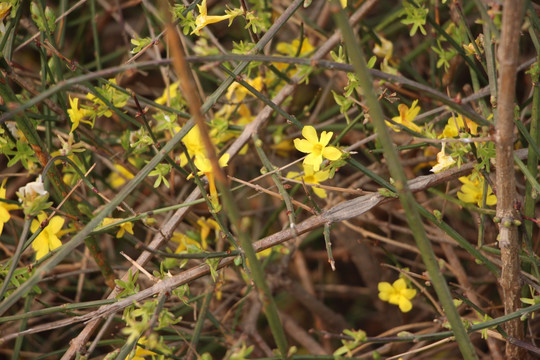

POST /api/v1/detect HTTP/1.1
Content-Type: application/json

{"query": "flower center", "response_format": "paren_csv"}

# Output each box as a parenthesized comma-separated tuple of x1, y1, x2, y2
(313, 143, 323, 155)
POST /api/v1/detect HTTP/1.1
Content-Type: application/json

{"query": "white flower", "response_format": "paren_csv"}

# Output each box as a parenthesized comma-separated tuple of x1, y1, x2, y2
(18, 175, 47, 202)
(430, 143, 456, 173)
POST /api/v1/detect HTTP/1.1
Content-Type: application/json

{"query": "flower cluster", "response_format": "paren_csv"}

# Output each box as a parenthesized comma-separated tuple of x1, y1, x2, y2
(457, 173, 496, 207)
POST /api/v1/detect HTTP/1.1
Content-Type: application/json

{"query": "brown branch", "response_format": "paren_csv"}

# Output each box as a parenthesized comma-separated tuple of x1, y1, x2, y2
(496, 1, 527, 359)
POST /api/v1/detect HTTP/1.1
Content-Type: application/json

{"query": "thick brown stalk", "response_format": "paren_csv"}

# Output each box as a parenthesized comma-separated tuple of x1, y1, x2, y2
(496, 1, 526, 359)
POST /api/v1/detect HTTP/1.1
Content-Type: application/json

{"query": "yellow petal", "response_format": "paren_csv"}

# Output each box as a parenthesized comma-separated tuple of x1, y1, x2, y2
(398, 298, 413, 312)
(322, 146, 341, 161)
(301, 126, 318, 144)
(204, 14, 232, 25)
(33, 236, 49, 260)
(312, 186, 327, 199)
(303, 153, 323, 171)
(393, 278, 407, 291)
(218, 153, 230, 167)
(313, 170, 330, 183)
(402, 288, 417, 300)
(319, 131, 333, 147)
(294, 138, 313, 154)
(48, 216, 65, 234)
(48, 235, 62, 252)
(0, 206, 10, 224)
(286, 171, 300, 179)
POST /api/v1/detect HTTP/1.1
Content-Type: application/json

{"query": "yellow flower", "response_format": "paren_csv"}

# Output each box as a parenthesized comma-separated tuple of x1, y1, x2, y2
(171, 232, 203, 253)
(128, 336, 157, 360)
(287, 165, 330, 198)
(0, 3, 11, 20)
(457, 174, 496, 207)
(439, 114, 479, 138)
(276, 38, 315, 57)
(101, 218, 134, 238)
(31, 212, 64, 260)
(86, 79, 128, 118)
(0, 179, 19, 236)
(373, 35, 393, 61)
(197, 217, 220, 250)
(67, 96, 93, 133)
(226, 76, 264, 103)
(378, 278, 417, 313)
(430, 143, 456, 173)
(155, 82, 180, 105)
(387, 100, 422, 133)
(178, 125, 207, 167)
(294, 126, 341, 171)
(271, 138, 295, 157)
(109, 164, 135, 189)
(191, 0, 232, 35)
(189, 153, 230, 209)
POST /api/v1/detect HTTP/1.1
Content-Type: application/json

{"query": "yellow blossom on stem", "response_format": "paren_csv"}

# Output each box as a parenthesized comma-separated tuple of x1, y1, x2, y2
(31, 212, 64, 260)
(172, 232, 203, 253)
(457, 174, 496, 207)
(191, 0, 232, 35)
(439, 114, 479, 138)
(373, 35, 393, 61)
(0, 179, 19, 236)
(128, 336, 157, 360)
(387, 100, 422, 133)
(109, 164, 135, 189)
(378, 278, 417, 313)
(287, 165, 330, 199)
(179, 125, 207, 167)
(294, 125, 341, 171)
(226, 76, 264, 103)
(67, 96, 93, 133)
(101, 218, 134, 238)
(197, 217, 220, 249)
(430, 143, 456, 173)
(271, 138, 295, 157)
(189, 153, 230, 209)
(155, 82, 180, 105)
(276, 38, 315, 57)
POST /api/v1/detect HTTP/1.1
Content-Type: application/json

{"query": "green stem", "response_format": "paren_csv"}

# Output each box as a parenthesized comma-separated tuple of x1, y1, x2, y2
(0, 219, 31, 301)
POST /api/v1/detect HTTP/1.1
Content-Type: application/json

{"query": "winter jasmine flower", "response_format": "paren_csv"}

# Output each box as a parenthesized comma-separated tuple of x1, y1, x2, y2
(172, 232, 202, 253)
(387, 100, 422, 133)
(155, 82, 180, 105)
(439, 114, 479, 139)
(67, 96, 93, 133)
(294, 126, 341, 171)
(18, 175, 47, 201)
(430, 143, 456, 173)
(457, 174, 496, 207)
(0, 179, 19, 236)
(191, 0, 232, 36)
(197, 217, 220, 250)
(31, 212, 64, 260)
(287, 165, 331, 198)
(109, 164, 135, 189)
(101, 218, 134, 238)
(378, 278, 417, 313)
(189, 153, 230, 209)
